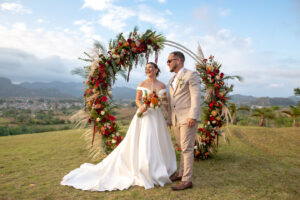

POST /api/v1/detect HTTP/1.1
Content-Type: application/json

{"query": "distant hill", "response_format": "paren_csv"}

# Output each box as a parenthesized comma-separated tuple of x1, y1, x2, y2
(252, 97, 296, 106)
(20, 81, 137, 99)
(1, 77, 299, 105)
(112, 87, 136, 100)
(230, 94, 256, 104)
(20, 81, 84, 97)
(0, 77, 71, 98)
(230, 94, 298, 106)
(20, 80, 136, 99)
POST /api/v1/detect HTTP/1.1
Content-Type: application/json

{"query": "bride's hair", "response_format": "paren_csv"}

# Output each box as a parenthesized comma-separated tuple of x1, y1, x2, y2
(147, 62, 161, 77)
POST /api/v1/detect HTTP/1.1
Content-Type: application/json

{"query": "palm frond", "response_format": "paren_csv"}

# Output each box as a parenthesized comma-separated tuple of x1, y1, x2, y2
(71, 67, 88, 79)
(94, 41, 107, 55)
(223, 75, 243, 82)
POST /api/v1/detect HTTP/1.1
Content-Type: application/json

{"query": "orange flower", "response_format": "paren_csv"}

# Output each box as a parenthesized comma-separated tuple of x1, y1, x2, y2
(211, 110, 217, 116)
(131, 43, 136, 48)
(206, 65, 212, 71)
(151, 97, 158, 105)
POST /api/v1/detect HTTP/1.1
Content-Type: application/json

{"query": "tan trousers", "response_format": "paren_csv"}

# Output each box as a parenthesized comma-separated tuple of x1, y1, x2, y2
(173, 122, 197, 182)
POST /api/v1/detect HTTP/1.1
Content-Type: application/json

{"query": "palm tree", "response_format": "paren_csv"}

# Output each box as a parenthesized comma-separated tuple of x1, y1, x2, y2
(228, 103, 250, 125)
(282, 106, 300, 127)
(271, 106, 281, 118)
(251, 107, 275, 127)
(294, 87, 300, 96)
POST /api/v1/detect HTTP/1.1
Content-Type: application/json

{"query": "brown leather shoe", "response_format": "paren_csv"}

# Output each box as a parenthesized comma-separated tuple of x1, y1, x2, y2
(171, 181, 193, 191)
(170, 174, 182, 182)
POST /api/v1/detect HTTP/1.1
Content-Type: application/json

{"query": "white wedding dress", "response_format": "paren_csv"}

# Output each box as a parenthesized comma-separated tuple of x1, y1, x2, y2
(61, 87, 177, 191)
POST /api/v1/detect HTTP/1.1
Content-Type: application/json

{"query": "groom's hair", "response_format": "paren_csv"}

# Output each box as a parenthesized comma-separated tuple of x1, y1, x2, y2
(147, 62, 161, 77)
(171, 51, 185, 63)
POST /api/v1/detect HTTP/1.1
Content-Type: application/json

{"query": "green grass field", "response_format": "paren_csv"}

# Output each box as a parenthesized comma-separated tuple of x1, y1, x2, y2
(0, 126, 299, 200)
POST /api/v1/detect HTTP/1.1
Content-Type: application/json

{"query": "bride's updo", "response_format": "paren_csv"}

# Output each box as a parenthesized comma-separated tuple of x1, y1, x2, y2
(147, 62, 161, 77)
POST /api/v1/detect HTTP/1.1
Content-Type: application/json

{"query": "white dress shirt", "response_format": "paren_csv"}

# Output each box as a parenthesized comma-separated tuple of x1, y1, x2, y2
(172, 67, 185, 89)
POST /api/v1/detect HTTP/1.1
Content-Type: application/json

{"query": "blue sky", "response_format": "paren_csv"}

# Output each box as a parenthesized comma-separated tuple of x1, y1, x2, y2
(0, 0, 299, 97)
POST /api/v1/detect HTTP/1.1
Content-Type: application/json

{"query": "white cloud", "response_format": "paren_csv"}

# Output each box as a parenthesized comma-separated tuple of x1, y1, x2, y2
(0, 47, 82, 82)
(158, 0, 166, 3)
(73, 19, 101, 40)
(0, 2, 31, 14)
(82, 0, 115, 11)
(98, 6, 135, 32)
(82, 1, 170, 32)
(162, 27, 300, 97)
(219, 9, 231, 17)
(37, 18, 49, 23)
(165, 9, 172, 15)
(137, 5, 169, 29)
(0, 22, 97, 59)
(268, 83, 284, 88)
(74, 19, 86, 25)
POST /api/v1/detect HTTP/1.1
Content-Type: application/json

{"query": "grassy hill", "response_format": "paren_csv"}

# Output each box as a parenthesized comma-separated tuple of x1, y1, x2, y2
(0, 126, 299, 200)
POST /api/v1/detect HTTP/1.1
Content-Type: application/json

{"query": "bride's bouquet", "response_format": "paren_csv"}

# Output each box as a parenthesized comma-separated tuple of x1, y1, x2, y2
(137, 90, 162, 117)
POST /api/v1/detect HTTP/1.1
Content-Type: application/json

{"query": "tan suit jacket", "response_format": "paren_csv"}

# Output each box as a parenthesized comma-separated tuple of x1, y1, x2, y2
(168, 68, 201, 125)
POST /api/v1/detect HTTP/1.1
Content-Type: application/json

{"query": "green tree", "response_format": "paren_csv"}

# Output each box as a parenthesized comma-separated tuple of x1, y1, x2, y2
(282, 106, 300, 127)
(251, 107, 275, 127)
(228, 103, 250, 125)
(294, 87, 300, 96)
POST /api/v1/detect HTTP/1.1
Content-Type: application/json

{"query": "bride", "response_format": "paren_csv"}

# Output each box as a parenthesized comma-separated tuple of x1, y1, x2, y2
(61, 62, 177, 191)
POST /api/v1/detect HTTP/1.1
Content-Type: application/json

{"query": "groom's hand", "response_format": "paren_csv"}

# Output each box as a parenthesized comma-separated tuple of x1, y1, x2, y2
(187, 118, 196, 128)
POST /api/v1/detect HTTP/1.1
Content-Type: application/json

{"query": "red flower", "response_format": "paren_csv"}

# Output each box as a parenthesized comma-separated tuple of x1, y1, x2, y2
(101, 96, 108, 102)
(110, 115, 116, 121)
(211, 72, 215, 77)
(127, 38, 132, 43)
(209, 103, 214, 108)
(198, 128, 205, 132)
(209, 55, 214, 60)
(215, 69, 219, 74)
(118, 42, 122, 47)
(220, 73, 224, 78)
(203, 59, 207, 63)
(147, 39, 152, 44)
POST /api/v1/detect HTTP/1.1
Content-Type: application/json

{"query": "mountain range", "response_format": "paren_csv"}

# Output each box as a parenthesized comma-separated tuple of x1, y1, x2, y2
(0, 77, 299, 106)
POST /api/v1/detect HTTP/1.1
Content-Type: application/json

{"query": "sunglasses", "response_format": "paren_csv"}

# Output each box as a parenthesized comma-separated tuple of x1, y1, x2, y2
(167, 59, 177, 64)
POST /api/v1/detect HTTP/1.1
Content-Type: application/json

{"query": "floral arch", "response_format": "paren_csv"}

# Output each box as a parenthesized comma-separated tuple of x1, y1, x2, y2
(75, 27, 236, 160)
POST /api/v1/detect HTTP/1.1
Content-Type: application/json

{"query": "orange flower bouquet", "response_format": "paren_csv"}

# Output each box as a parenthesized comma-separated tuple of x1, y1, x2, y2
(137, 90, 162, 117)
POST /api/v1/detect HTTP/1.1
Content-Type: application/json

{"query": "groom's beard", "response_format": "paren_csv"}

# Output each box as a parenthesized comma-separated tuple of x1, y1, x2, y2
(170, 64, 178, 72)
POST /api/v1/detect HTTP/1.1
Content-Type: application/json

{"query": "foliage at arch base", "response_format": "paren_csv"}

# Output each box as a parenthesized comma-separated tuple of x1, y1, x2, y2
(194, 56, 235, 160)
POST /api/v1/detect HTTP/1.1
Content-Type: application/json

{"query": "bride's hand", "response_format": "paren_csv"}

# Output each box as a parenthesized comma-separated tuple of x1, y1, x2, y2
(139, 106, 147, 113)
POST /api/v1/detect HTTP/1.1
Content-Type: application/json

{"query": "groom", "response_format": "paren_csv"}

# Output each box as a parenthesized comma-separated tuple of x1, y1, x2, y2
(167, 51, 201, 190)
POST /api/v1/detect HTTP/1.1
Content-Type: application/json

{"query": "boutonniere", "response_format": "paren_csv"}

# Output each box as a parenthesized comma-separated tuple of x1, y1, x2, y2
(178, 78, 184, 88)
